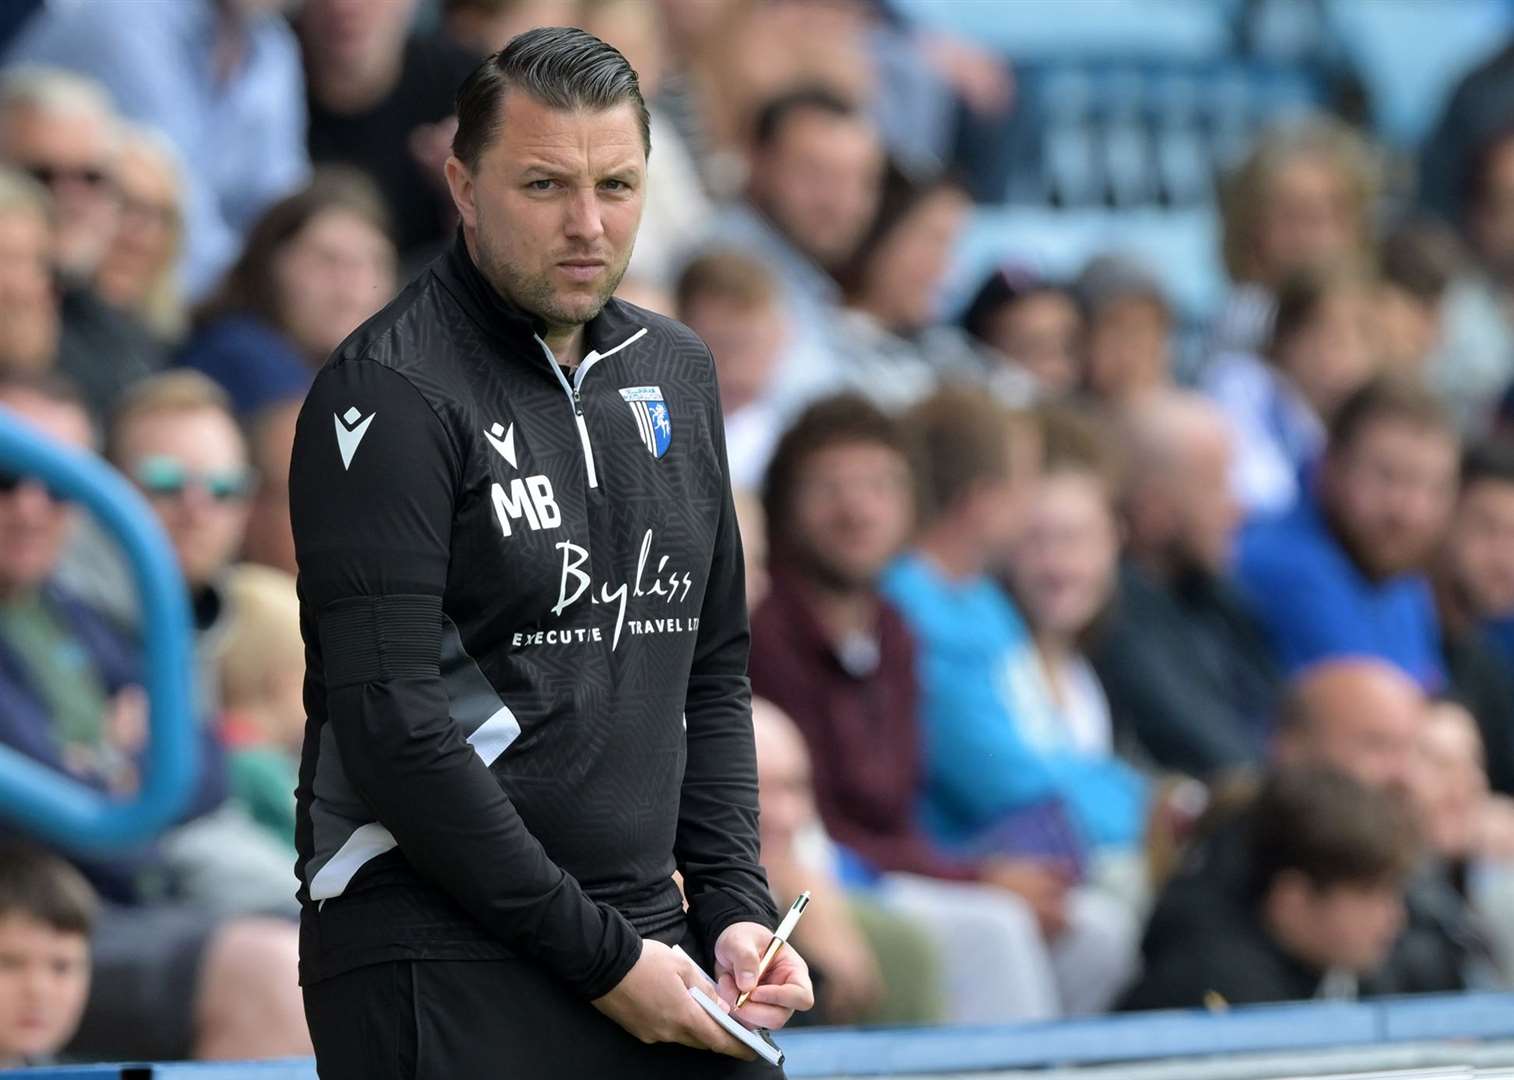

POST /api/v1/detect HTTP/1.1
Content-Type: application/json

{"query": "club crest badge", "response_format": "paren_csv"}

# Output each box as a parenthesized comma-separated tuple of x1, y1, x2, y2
(619, 386, 671, 459)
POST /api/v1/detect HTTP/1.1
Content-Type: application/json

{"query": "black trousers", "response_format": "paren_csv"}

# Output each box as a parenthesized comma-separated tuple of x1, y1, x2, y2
(305, 943, 788, 1079)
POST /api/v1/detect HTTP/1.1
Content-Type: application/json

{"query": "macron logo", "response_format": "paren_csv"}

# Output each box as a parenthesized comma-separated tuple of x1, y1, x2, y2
(484, 421, 518, 468)
(334, 406, 375, 470)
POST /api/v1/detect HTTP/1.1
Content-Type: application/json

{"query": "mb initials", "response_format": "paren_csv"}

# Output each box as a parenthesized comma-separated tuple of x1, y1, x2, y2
(492, 476, 561, 537)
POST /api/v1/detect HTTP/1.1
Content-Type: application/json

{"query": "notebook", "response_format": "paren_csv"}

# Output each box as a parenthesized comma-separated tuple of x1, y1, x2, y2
(671, 945, 785, 1067)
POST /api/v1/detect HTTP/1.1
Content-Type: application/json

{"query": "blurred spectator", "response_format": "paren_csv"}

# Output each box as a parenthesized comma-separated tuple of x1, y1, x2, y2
(752, 394, 1136, 1020)
(831, 165, 1023, 410)
(1237, 378, 1457, 689)
(441, 0, 576, 56)
(1000, 406, 1149, 854)
(751, 697, 941, 1027)
(676, 250, 788, 491)
(1140, 660, 1484, 1000)
(0, 372, 309, 1062)
(5, 0, 311, 299)
(579, 0, 712, 287)
(1122, 765, 1418, 1010)
(1376, 219, 1461, 380)
(299, 0, 478, 268)
(1434, 127, 1514, 431)
(1092, 392, 1277, 778)
(241, 398, 300, 577)
(959, 267, 1082, 397)
(1206, 263, 1380, 520)
(93, 127, 186, 345)
(0, 167, 57, 377)
(0, 845, 94, 1068)
(180, 170, 397, 416)
(1212, 115, 1378, 358)
(1074, 255, 1173, 407)
(0, 68, 165, 417)
(709, 86, 885, 408)
(732, 487, 768, 611)
(1420, 43, 1514, 227)
(613, 275, 674, 317)
(217, 564, 302, 850)
(1435, 439, 1514, 795)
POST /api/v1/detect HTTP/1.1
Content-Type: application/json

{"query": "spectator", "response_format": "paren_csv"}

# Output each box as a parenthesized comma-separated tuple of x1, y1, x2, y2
(751, 697, 941, 1027)
(0, 167, 57, 378)
(1420, 43, 1514, 224)
(1122, 765, 1418, 1010)
(1091, 391, 1278, 777)
(1074, 255, 1173, 407)
(92, 127, 187, 345)
(959, 267, 1082, 397)
(6, 0, 311, 298)
(1000, 406, 1149, 855)
(0, 67, 165, 417)
(0, 371, 309, 1062)
(752, 394, 1137, 1020)
(1140, 660, 1485, 1000)
(709, 86, 886, 408)
(1212, 115, 1378, 358)
(675, 250, 788, 491)
(179, 170, 397, 416)
(1236, 377, 1457, 689)
(1204, 263, 1379, 520)
(1435, 439, 1514, 795)
(240, 398, 300, 577)
(1376, 219, 1461, 380)
(0, 845, 94, 1068)
(217, 564, 303, 850)
(830, 165, 1016, 410)
(299, 0, 478, 268)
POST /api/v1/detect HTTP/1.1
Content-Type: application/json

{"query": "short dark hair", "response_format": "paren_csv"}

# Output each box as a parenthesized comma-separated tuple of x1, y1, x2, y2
(1248, 765, 1419, 901)
(762, 394, 910, 561)
(959, 266, 1071, 347)
(1327, 375, 1457, 457)
(0, 842, 97, 936)
(452, 26, 650, 170)
(675, 250, 779, 319)
(907, 386, 1025, 526)
(752, 85, 858, 151)
(1380, 219, 1461, 304)
(1267, 262, 1371, 362)
(1461, 437, 1514, 494)
(1037, 402, 1119, 492)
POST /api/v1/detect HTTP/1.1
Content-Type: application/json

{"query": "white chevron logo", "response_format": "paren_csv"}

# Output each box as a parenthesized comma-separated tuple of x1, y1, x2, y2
(484, 421, 517, 468)
(334, 406, 375, 470)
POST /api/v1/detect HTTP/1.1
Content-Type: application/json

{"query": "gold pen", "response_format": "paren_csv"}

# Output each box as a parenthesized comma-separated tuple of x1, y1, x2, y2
(734, 891, 810, 1009)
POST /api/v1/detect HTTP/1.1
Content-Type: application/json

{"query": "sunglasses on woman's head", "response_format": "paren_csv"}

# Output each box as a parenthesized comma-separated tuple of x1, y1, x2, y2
(132, 456, 251, 503)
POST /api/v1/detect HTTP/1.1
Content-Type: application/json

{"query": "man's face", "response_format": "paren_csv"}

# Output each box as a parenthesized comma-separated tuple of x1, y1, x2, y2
(1325, 421, 1459, 579)
(683, 296, 787, 415)
(1171, 422, 1241, 573)
(753, 707, 815, 858)
(1084, 296, 1170, 404)
(0, 915, 89, 1064)
(300, 0, 417, 76)
(1410, 702, 1487, 859)
(1447, 478, 1514, 618)
(788, 441, 913, 592)
(1473, 138, 1514, 281)
(1280, 878, 1405, 975)
(749, 109, 883, 270)
(0, 208, 58, 372)
(0, 104, 118, 277)
(117, 408, 252, 590)
(989, 291, 1082, 395)
(0, 391, 92, 596)
(1009, 470, 1118, 639)
(446, 94, 645, 335)
(1276, 288, 1376, 420)
(1283, 683, 1424, 796)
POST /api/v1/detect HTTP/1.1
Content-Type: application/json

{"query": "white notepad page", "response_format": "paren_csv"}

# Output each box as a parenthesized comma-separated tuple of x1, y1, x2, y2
(671, 945, 785, 1067)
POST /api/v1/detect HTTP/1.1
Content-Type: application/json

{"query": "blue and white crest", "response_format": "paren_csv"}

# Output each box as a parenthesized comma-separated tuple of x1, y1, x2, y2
(619, 386, 671, 458)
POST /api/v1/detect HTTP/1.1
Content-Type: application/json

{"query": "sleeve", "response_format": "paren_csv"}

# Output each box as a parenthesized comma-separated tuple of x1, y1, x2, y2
(675, 363, 780, 951)
(291, 361, 640, 1000)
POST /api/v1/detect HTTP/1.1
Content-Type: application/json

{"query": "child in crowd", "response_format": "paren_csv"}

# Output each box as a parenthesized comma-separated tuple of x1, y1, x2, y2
(0, 844, 96, 1068)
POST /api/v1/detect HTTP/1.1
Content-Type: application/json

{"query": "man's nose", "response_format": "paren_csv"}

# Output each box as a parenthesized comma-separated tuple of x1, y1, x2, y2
(562, 187, 605, 242)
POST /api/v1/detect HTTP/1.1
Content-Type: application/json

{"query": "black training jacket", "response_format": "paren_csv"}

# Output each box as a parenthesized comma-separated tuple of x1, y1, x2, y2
(289, 231, 777, 997)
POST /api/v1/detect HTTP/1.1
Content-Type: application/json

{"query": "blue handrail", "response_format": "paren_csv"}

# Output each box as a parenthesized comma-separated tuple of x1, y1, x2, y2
(0, 407, 197, 851)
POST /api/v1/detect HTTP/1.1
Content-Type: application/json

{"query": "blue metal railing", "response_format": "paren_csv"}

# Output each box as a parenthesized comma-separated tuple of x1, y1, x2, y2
(0, 407, 196, 852)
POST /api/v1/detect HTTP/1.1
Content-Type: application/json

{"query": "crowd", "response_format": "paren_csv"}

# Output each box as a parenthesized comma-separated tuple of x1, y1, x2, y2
(0, 0, 1513, 1067)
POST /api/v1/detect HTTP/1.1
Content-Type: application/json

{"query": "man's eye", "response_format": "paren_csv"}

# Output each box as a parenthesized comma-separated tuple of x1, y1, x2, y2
(601, 179, 627, 192)
(527, 179, 555, 192)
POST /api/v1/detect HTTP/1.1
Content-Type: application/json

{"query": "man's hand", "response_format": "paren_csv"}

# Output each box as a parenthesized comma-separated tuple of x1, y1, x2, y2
(979, 856, 1073, 938)
(714, 921, 815, 1030)
(591, 939, 754, 1059)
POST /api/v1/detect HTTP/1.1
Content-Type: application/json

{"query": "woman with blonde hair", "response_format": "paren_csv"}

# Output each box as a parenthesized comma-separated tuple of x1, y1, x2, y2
(94, 125, 186, 344)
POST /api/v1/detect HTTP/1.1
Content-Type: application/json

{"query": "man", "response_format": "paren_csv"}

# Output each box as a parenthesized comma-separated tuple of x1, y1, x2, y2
(752, 393, 1134, 1020)
(1236, 377, 1459, 691)
(1091, 391, 1279, 777)
(299, 0, 479, 265)
(1139, 659, 1486, 999)
(0, 68, 163, 415)
(0, 371, 309, 1063)
(289, 29, 810, 1078)
(709, 87, 885, 409)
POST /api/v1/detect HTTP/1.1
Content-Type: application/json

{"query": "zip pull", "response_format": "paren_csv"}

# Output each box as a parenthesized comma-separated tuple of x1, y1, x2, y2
(572, 387, 584, 415)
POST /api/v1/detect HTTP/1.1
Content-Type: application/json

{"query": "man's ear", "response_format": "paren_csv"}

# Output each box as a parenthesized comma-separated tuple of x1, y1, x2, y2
(444, 155, 477, 229)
